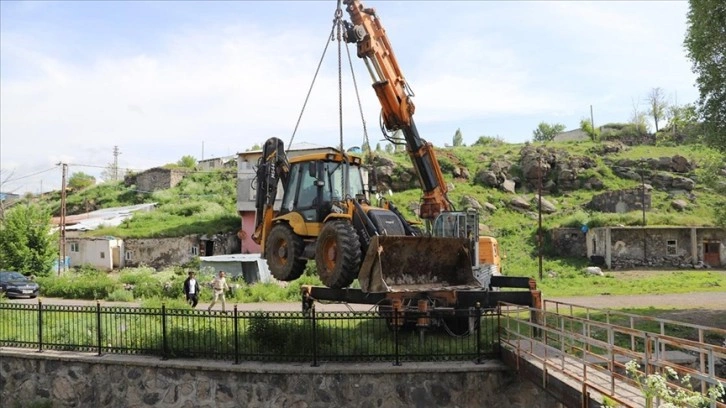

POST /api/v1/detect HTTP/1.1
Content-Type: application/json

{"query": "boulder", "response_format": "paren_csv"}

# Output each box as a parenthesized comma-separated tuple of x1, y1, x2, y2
(585, 266, 604, 276)
(670, 155, 692, 173)
(671, 199, 688, 211)
(531, 195, 557, 214)
(475, 170, 499, 188)
(501, 179, 517, 194)
(509, 196, 531, 210)
(459, 195, 483, 210)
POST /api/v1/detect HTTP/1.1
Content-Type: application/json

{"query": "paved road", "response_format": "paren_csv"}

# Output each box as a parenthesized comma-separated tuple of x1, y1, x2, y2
(8, 291, 725, 312)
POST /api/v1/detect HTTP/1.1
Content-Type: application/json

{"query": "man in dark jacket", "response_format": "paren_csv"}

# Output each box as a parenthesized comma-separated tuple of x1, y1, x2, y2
(183, 271, 200, 307)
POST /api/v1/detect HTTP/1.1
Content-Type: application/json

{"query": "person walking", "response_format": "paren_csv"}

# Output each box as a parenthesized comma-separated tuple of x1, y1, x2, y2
(208, 270, 230, 312)
(183, 271, 200, 307)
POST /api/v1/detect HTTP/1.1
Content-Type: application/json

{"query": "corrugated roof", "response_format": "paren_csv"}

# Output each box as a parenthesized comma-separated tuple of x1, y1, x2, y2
(52, 203, 157, 231)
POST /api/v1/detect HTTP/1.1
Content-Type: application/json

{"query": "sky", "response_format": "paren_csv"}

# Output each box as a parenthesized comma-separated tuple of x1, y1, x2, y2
(0, 0, 698, 195)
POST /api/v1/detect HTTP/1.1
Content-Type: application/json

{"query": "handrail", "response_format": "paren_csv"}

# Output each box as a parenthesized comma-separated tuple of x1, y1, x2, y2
(499, 301, 726, 407)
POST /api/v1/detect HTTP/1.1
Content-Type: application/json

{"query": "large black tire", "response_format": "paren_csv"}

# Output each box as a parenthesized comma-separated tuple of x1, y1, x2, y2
(315, 221, 361, 289)
(265, 223, 307, 281)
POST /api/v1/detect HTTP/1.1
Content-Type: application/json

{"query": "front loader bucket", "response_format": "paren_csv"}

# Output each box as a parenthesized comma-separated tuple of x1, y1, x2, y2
(358, 235, 480, 293)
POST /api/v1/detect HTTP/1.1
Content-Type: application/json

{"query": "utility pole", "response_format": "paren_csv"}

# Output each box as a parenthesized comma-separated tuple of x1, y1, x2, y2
(640, 159, 647, 265)
(58, 163, 68, 275)
(537, 155, 543, 281)
(590, 105, 595, 132)
(112, 146, 121, 181)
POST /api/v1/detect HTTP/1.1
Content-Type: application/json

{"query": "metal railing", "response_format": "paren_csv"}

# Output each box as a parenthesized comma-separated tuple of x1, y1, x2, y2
(0, 300, 500, 366)
(499, 300, 726, 408)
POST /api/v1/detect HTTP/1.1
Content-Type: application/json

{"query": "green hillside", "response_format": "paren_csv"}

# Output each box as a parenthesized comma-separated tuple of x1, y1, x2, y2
(29, 139, 726, 283)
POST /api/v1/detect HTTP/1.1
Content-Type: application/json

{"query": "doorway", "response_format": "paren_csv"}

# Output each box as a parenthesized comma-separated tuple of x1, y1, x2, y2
(703, 241, 721, 267)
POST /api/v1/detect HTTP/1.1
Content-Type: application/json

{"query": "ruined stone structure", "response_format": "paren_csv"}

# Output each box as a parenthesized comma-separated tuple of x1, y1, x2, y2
(551, 228, 587, 258)
(0, 350, 562, 408)
(133, 168, 186, 193)
(587, 226, 726, 269)
(586, 187, 651, 213)
(124, 233, 239, 270)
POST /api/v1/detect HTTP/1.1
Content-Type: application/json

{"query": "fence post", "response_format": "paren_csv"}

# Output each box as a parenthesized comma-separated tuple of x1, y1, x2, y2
(233, 305, 239, 365)
(37, 299, 43, 353)
(393, 308, 401, 367)
(311, 304, 318, 367)
(96, 301, 102, 356)
(161, 304, 168, 360)
(475, 302, 482, 364)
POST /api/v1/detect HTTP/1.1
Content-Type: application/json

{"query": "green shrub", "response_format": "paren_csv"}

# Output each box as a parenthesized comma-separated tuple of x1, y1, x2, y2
(36, 271, 118, 300)
(105, 289, 135, 302)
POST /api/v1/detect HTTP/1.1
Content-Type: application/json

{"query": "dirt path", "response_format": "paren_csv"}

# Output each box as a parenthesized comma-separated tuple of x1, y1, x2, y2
(549, 291, 726, 329)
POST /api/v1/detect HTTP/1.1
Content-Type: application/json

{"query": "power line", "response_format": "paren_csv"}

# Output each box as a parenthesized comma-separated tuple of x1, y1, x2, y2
(2, 166, 59, 183)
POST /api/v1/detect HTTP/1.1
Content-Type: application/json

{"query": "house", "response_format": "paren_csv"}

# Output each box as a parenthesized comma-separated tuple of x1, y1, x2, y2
(236, 142, 339, 254)
(133, 167, 186, 192)
(66, 236, 124, 271)
(199, 254, 271, 284)
(0, 192, 20, 202)
(585, 226, 726, 269)
(198, 155, 236, 172)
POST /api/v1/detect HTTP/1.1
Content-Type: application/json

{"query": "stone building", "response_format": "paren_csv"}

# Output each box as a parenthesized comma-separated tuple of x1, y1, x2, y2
(133, 168, 186, 193)
(551, 227, 587, 257)
(124, 233, 239, 270)
(586, 226, 726, 269)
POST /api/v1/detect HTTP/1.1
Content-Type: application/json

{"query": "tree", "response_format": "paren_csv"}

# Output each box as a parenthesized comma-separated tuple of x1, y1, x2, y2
(580, 119, 599, 141)
(630, 98, 650, 135)
(0, 204, 57, 276)
(375, 143, 381, 152)
(100, 163, 118, 182)
(452, 128, 464, 147)
(685, 0, 726, 152)
(177, 155, 197, 169)
(532, 122, 565, 142)
(646, 87, 668, 132)
(67, 172, 96, 191)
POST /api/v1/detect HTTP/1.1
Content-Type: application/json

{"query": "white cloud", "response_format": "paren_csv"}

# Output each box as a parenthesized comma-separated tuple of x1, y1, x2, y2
(0, 1, 699, 194)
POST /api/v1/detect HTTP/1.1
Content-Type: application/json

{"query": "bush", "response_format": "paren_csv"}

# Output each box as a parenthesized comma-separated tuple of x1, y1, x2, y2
(36, 271, 118, 300)
(105, 289, 135, 302)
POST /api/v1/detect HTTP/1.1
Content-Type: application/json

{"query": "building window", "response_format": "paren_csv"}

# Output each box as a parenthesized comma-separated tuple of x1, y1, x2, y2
(191, 246, 199, 256)
(70, 242, 79, 253)
(125, 251, 132, 260)
(666, 240, 677, 256)
(100, 252, 106, 259)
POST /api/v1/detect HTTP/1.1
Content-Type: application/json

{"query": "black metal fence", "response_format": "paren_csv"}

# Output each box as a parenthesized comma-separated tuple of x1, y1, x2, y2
(0, 301, 501, 365)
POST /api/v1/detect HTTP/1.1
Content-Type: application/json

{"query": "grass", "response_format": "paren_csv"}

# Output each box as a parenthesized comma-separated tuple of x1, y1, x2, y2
(538, 270, 726, 297)
(0, 302, 496, 362)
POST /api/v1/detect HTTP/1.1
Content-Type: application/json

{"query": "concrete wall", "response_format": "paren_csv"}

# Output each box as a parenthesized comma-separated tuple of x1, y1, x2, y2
(67, 238, 124, 271)
(0, 349, 563, 408)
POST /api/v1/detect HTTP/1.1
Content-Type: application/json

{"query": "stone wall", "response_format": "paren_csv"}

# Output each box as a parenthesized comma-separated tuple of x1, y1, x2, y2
(587, 187, 651, 213)
(135, 168, 185, 193)
(125, 236, 201, 269)
(551, 228, 587, 257)
(0, 349, 564, 408)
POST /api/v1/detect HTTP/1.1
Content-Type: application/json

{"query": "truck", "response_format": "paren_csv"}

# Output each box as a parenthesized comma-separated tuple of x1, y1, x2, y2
(252, 0, 540, 333)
